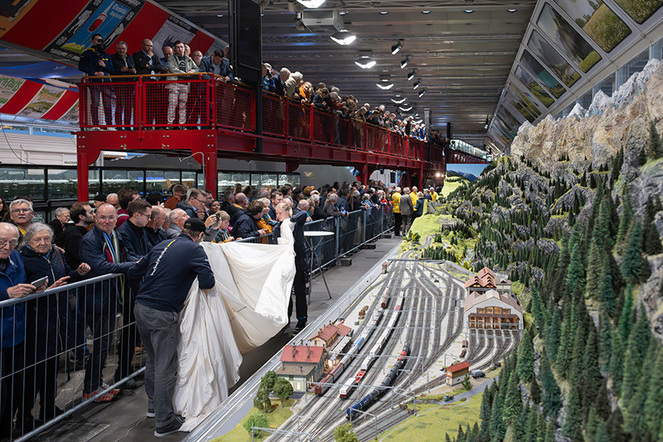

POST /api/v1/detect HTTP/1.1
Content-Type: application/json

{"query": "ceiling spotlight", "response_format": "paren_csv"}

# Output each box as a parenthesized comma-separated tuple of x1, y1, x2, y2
(407, 69, 416, 80)
(400, 55, 410, 69)
(391, 96, 407, 104)
(216, 14, 224, 17)
(391, 39, 403, 55)
(296, 0, 326, 8)
(422, 10, 431, 14)
(399, 105, 413, 112)
(418, 89, 426, 97)
(380, 11, 389, 15)
(413, 79, 421, 89)
(464, 9, 474, 13)
(507, 8, 517, 12)
(330, 30, 356, 45)
(377, 75, 394, 90)
(355, 55, 376, 69)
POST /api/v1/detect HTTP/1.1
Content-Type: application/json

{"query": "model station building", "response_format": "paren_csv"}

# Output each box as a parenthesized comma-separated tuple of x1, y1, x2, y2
(464, 267, 523, 330)
(446, 361, 470, 386)
(275, 344, 325, 392)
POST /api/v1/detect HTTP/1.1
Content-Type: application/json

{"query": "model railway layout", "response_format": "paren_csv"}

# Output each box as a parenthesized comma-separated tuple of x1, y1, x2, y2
(270, 261, 522, 441)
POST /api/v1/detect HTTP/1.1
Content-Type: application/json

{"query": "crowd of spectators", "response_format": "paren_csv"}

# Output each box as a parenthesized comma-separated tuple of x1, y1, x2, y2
(0, 178, 443, 438)
(78, 33, 427, 141)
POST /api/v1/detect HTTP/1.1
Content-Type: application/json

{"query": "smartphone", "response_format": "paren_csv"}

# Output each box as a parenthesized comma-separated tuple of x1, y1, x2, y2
(31, 276, 48, 289)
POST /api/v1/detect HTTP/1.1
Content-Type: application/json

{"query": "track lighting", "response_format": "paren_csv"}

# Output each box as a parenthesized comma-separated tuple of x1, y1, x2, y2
(418, 89, 426, 97)
(376, 75, 393, 90)
(407, 69, 416, 81)
(391, 39, 403, 55)
(391, 96, 406, 104)
(413, 79, 421, 89)
(296, 0, 325, 8)
(330, 30, 356, 45)
(400, 55, 410, 69)
(355, 55, 376, 69)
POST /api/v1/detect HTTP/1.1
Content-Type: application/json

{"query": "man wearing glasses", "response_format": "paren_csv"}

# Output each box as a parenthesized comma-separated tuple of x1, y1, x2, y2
(133, 39, 166, 126)
(9, 199, 34, 243)
(0, 222, 37, 438)
(115, 199, 152, 389)
(176, 188, 208, 221)
(78, 34, 114, 127)
(80, 204, 135, 402)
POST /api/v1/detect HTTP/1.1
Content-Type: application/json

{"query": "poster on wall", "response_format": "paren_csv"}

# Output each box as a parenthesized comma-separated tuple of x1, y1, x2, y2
(16, 85, 65, 119)
(0, 0, 36, 38)
(151, 15, 196, 60)
(0, 75, 26, 106)
(43, 0, 144, 62)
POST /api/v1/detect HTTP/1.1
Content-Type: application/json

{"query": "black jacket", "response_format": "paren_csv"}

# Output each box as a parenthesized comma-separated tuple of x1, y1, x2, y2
(133, 50, 164, 76)
(272, 211, 308, 269)
(117, 219, 150, 260)
(233, 211, 261, 238)
(110, 53, 136, 78)
(62, 224, 88, 269)
(20, 246, 83, 358)
(129, 234, 214, 312)
(145, 227, 167, 249)
(78, 47, 114, 80)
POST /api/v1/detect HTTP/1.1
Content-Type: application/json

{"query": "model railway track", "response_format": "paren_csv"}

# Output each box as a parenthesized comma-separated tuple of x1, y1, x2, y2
(275, 265, 414, 441)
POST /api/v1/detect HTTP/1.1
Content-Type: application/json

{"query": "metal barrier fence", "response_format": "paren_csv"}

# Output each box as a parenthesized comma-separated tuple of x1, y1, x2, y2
(0, 273, 143, 442)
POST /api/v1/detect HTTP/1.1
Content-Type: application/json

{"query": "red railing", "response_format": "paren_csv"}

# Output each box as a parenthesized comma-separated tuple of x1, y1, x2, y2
(79, 75, 442, 163)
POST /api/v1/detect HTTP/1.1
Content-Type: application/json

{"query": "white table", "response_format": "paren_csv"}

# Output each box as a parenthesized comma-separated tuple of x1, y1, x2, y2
(304, 231, 335, 301)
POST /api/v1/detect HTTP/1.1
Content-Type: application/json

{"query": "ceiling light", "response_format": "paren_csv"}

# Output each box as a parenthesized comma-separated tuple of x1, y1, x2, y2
(380, 11, 389, 15)
(418, 89, 426, 97)
(296, 0, 326, 8)
(422, 10, 431, 14)
(399, 105, 413, 112)
(400, 56, 410, 69)
(330, 30, 356, 45)
(216, 14, 224, 17)
(377, 75, 394, 90)
(339, 10, 347, 15)
(355, 56, 376, 69)
(413, 79, 421, 89)
(407, 69, 416, 80)
(391, 39, 403, 55)
(464, 9, 474, 13)
(391, 96, 407, 104)
(507, 8, 517, 13)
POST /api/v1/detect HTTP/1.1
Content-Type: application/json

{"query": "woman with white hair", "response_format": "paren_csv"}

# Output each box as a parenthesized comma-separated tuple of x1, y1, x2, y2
(19, 223, 91, 421)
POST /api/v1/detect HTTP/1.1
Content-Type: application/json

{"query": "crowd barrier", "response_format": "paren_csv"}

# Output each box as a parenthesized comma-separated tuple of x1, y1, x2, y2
(0, 207, 392, 441)
(0, 273, 140, 442)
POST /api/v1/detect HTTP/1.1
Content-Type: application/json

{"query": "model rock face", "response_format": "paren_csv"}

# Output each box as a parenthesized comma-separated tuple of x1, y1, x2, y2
(511, 59, 663, 176)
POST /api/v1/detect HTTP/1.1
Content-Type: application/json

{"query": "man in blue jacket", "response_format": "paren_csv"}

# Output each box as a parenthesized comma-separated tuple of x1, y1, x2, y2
(80, 204, 135, 402)
(0, 222, 37, 438)
(233, 200, 266, 239)
(129, 218, 214, 437)
(78, 33, 114, 127)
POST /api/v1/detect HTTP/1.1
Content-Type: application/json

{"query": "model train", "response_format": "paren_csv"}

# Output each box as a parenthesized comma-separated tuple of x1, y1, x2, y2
(314, 337, 365, 395)
(346, 343, 410, 420)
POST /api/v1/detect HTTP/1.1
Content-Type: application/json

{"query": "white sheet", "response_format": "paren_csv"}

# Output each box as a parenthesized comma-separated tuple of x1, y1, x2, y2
(174, 221, 296, 430)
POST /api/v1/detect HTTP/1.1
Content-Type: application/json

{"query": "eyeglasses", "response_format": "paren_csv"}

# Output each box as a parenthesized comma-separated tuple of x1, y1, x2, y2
(0, 239, 18, 248)
(11, 208, 32, 213)
(94, 38, 103, 43)
(138, 212, 151, 218)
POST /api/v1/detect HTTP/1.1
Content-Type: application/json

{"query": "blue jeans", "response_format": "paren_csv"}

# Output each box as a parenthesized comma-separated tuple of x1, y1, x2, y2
(134, 302, 180, 429)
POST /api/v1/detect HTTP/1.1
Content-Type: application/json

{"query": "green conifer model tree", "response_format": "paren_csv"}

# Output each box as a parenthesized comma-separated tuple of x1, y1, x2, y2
(540, 353, 562, 418)
(545, 307, 561, 363)
(642, 196, 662, 255)
(517, 329, 535, 382)
(616, 192, 634, 253)
(644, 347, 663, 437)
(562, 385, 583, 440)
(621, 220, 649, 283)
(504, 372, 522, 424)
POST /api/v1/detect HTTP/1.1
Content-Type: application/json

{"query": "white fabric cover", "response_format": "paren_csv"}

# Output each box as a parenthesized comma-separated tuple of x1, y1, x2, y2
(174, 220, 296, 430)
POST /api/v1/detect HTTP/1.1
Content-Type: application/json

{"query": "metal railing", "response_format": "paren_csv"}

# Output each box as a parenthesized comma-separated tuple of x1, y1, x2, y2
(0, 273, 143, 442)
(78, 75, 435, 162)
(232, 206, 393, 274)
